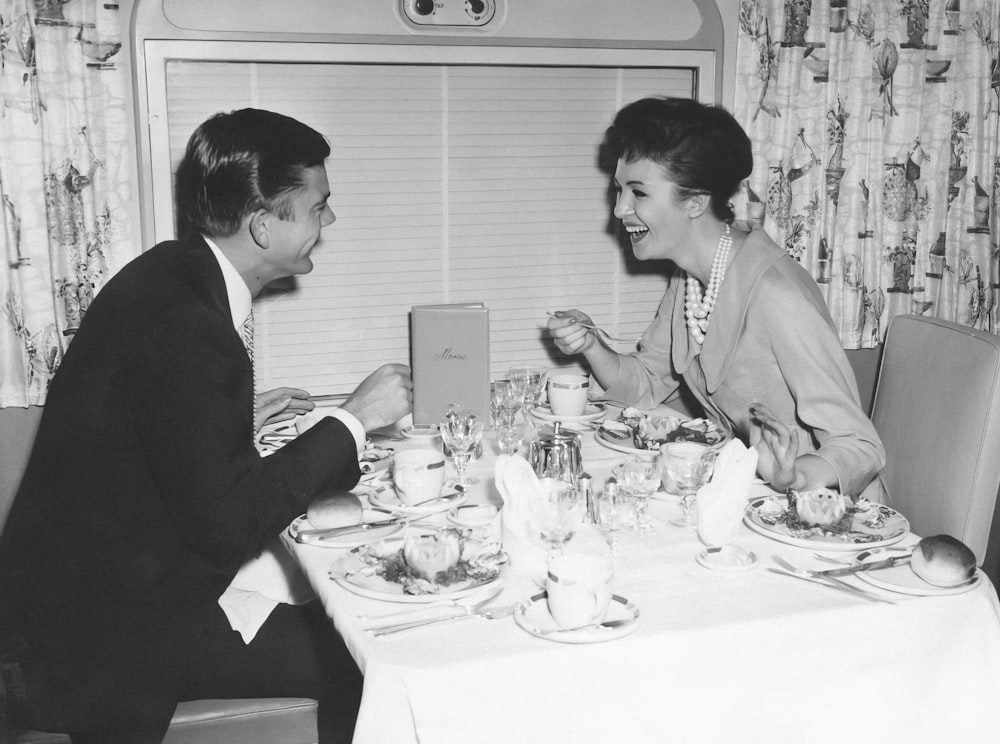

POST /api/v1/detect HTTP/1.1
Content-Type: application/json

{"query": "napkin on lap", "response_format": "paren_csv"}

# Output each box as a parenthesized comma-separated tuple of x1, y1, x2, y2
(696, 439, 759, 547)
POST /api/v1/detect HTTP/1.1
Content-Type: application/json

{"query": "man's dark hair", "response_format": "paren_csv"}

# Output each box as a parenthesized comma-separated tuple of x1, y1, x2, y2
(175, 108, 331, 238)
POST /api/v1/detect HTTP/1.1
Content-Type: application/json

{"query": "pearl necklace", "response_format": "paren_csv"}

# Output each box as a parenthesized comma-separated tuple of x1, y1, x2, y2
(684, 224, 732, 346)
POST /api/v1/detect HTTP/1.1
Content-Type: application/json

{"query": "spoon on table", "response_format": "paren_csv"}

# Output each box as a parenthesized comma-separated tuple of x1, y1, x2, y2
(538, 618, 634, 635)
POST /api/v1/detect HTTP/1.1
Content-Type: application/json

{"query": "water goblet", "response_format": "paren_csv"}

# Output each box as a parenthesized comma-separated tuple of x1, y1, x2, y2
(439, 406, 485, 486)
(614, 455, 662, 536)
(662, 442, 715, 528)
(496, 424, 523, 456)
(530, 478, 585, 559)
(490, 379, 523, 429)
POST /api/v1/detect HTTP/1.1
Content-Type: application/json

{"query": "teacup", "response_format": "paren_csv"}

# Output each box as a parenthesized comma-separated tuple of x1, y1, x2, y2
(545, 551, 613, 629)
(392, 448, 446, 506)
(546, 373, 590, 418)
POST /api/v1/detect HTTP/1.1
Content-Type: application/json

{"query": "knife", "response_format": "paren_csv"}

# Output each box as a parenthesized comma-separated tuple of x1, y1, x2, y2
(294, 518, 402, 543)
(816, 554, 911, 577)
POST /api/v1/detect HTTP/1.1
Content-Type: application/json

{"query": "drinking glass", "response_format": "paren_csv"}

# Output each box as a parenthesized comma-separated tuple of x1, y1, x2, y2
(496, 424, 523, 456)
(508, 365, 548, 414)
(439, 406, 485, 486)
(490, 379, 523, 429)
(614, 455, 662, 535)
(662, 442, 715, 528)
(530, 478, 585, 559)
(594, 487, 625, 555)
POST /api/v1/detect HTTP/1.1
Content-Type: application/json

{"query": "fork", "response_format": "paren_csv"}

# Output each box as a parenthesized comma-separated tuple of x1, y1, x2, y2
(546, 312, 639, 345)
(771, 556, 896, 605)
(369, 599, 516, 636)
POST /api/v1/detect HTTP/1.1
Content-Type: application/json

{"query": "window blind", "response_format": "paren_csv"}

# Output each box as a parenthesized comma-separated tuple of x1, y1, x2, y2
(164, 60, 695, 395)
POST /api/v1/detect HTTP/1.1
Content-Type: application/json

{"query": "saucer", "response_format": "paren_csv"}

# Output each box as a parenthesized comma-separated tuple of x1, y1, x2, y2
(370, 484, 466, 516)
(514, 591, 639, 644)
(696, 545, 758, 571)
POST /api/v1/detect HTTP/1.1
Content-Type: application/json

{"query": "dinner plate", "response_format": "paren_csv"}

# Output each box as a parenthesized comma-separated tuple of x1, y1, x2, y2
(328, 541, 506, 603)
(530, 403, 607, 425)
(593, 429, 659, 458)
(848, 547, 982, 596)
(287, 514, 404, 548)
(743, 495, 909, 551)
(369, 485, 466, 516)
(514, 591, 639, 643)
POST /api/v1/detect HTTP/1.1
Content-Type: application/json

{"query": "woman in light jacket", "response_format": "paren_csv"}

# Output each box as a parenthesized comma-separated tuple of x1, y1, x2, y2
(549, 97, 884, 498)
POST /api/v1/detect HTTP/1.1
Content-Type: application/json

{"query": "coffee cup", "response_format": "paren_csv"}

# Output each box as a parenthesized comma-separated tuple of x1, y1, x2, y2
(392, 448, 446, 506)
(545, 551, 613, 629)
(546, 374, 590, 417)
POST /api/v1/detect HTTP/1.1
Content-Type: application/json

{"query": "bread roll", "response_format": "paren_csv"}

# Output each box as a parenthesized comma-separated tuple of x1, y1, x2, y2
(910, 534, 976, 587)
(306, 490, 363, 529)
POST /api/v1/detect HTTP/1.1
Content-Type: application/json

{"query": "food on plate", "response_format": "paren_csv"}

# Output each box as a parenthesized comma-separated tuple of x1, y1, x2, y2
(787, 487, 850, 530)
(402, 529, 462, 580)
(600, 408, 727, 450)
(909, 534, 976, 587)
(360, 443, 393, 474)
(354, 529, 506, 595)
(305, 490, 364, 529)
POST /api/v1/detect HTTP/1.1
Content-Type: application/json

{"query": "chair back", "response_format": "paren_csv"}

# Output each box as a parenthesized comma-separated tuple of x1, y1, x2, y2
(871, 315, 1000, 564)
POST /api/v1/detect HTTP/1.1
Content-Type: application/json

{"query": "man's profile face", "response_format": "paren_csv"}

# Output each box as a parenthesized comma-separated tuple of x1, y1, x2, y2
(264, 164, 335, 278)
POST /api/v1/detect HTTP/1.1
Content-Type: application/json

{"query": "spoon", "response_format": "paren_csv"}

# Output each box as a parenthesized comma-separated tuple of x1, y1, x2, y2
(545, 312, 639, 344)
(539, 618, 634, 635)
(403, 489, 465, 509)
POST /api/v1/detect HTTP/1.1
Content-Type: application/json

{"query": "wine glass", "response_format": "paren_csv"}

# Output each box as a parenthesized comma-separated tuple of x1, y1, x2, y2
(439, 406, 485, 486)
(508, 365, 547, 415)
(594, 485, 625, 555)
(614, 455, 662, 536)
(662, 442, 715, 529)
(495, 424, 523, 456)
(529, 478, 585, 559)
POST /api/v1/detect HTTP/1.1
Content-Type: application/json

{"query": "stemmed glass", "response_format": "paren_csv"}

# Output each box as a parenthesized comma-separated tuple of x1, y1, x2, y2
(662, 442, 715, 529)
(595, 486, 625, 555)
(439, 406, 485, 486)
(490, 379, 523, 429)
(530, 478, 586, 559)
(614, 455, 662, 536)
(508, 365, 547, 416)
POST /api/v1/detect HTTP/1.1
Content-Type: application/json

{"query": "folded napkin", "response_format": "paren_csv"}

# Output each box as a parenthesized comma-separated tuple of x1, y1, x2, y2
(219, 535, 316, 643)
(494, 454, 609, 582)
(695, 439, 759, 547)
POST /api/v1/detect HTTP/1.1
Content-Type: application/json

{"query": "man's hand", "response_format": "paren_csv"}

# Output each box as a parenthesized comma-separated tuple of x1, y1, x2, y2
(254, 387, 314, 433)
(341, 363, 413, 432)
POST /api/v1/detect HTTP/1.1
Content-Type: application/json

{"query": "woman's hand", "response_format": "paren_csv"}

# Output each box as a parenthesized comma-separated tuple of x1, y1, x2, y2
(254, 387, 315, 433)
(547, 309, 598, 355)
(748, 402, 799, 491)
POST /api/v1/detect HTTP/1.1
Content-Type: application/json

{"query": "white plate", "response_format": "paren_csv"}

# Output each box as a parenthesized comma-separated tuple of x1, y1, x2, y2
(696, 546, 758, 571)
(328, 542, 506, 603)
(514, 591, 639, 643)
(593, 429, 659, 458)
(370, 485, 466, 516)
(849, 547, 981, 596)
(287, 514, 404, 548)
(530, 403, 607, 424)
(399, 424, 441, 441)
(743, 495, 909, 551)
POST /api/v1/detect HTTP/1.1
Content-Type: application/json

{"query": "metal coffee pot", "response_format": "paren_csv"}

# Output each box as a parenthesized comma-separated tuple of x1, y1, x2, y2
(528, 422, 583, 480)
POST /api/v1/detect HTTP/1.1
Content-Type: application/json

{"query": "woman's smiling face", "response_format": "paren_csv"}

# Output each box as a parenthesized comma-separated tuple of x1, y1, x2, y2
(612, 157, 691, 262)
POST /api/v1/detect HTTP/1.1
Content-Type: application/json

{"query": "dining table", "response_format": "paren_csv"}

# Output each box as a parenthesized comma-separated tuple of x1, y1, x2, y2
(279, 406, 1000, 744)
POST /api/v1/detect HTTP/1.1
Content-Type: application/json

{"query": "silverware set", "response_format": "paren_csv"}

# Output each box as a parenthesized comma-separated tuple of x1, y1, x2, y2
(365, 595, 517, 636)
(769, 555, 897, 605)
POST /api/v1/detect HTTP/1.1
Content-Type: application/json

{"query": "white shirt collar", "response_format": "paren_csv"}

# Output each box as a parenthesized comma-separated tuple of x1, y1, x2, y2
(203, 235, 252, 331)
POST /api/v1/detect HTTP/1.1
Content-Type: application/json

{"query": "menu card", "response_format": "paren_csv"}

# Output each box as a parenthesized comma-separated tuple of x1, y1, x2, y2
(411, 303, 491, 427)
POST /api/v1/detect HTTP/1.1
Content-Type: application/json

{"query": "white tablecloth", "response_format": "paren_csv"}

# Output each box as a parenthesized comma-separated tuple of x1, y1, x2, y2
(282, 420, 1000, 744)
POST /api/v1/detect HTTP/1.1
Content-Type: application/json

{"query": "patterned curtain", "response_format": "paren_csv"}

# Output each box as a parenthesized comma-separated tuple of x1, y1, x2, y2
(734, 0, 1000, 347)
(0, 0, 136, 407)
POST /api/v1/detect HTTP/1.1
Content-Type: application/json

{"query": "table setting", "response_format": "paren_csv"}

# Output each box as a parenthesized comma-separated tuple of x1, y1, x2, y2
(275, 388, 1000, 744)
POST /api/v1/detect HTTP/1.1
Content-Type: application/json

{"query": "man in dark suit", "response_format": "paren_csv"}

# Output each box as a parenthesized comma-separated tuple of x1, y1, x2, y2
(0, 109, 411, 743)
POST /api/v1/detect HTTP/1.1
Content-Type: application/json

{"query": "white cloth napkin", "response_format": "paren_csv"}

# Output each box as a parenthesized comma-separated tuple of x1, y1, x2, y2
(219, 535, 317, 643)
(695, 439, 759, 547)
(494, 454, 609, 582)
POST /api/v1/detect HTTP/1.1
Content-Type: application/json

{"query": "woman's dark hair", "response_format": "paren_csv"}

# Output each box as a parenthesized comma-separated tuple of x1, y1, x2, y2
(604, 97, 753, 223)
(175, 108, 331, 238)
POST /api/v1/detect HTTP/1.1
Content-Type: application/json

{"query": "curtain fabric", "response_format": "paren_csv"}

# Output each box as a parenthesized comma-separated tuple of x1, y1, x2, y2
(734, 0, 1000, 347)
(0, 0, 136, 407)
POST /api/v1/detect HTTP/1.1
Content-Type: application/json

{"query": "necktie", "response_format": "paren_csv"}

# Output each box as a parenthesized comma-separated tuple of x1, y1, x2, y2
(242, 311, 257, 438)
